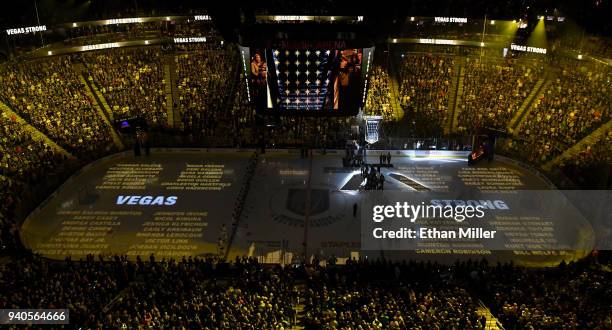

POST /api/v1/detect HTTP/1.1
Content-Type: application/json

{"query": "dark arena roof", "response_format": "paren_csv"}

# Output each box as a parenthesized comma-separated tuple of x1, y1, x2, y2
(0, 1, 611, 329)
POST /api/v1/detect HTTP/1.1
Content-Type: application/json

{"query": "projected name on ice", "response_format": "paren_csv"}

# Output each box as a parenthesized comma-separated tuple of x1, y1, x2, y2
(6, 25, 46, 35)
(116, 196, 177, 206)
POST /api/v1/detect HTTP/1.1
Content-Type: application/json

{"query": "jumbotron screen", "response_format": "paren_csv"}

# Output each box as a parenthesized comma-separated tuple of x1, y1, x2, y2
(240, 46, 374, 115)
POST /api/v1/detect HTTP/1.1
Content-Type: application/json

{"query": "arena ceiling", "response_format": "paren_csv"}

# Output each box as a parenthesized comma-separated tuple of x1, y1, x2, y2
(0, 0, 609, 37)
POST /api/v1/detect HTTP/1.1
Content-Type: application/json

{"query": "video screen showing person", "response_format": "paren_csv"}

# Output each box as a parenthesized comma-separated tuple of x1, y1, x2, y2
(269, 48, 333, 111)
(331, 49, 362, 111)
(250, 49, 268, 109)
(266, 48, 364, 113)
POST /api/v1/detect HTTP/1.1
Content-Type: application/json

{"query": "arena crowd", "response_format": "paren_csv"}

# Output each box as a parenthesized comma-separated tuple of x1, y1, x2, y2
(0, 21, 609, 329)
(85, 48, 169, 126)
(510, 59, 610, 164)
(364, 65, 394, 120)
(0, 113, 66, 252)
(175, 47, 236, 136)
(457, 57, 543, 133)
(0, 254, 609, 329)
(398, 54, 455, 136)
(0, 57, 115, 157)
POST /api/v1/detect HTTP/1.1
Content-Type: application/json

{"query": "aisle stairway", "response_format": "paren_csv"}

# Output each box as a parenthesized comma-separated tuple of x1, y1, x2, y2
(445, 60, 463, 134)
(163, 55, 178, 128)
(542, 120, 612, 171)
(508, 75, 549, 133)
(290, 281, 307, 330)
(477, 301, 504, 330)
(0, 102, 75, 159)
(215, 51, 243, 144)
(387, 57, 404, 121)
(73, 64, 124, 150)
(387, 71, 404, 121)
(74, 64, 114, 121)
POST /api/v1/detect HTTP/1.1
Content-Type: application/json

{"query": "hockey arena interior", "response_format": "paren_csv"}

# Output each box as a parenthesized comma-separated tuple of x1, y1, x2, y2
(0, 0, 610, 328)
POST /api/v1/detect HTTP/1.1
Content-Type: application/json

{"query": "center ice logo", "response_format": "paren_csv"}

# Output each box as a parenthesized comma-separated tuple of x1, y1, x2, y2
(269, 184, 347, 228)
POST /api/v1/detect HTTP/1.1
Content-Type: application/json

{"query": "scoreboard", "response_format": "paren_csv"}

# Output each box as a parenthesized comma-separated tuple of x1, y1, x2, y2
(239, 45, 374, 115)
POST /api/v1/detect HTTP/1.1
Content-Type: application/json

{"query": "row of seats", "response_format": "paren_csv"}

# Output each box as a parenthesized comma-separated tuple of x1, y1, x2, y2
(0, 255, 608, 329)
(0, 57, 114, 156)
(511, 61, 610, 164)
(458, 57, 543, 132)
(85, 48, 169, 126)
(365, 53, 610, 168)
(398, 54, 455, 136)
(175, 48, 235, 134)
(0, 112, 66, 251)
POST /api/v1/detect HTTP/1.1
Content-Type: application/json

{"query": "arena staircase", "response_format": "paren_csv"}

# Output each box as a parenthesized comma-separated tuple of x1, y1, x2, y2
(213, 51, 243, 145)
(445, 60, 464, 134)
(508, 75, 549, 133)
(73, 63, 125, 150)
(386, 56, 404, 121)
(102, 286, 133, 314)
(79, 73, 125, 150)
(73, 64, 114, 121)
(290, 281, 307, 330)
(0, 102, 75, 159)
(387, 72, 404, 121)
(542, 119, 612, 171)
(162, 55, 179, 128)
(477, 300, 504, 330)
